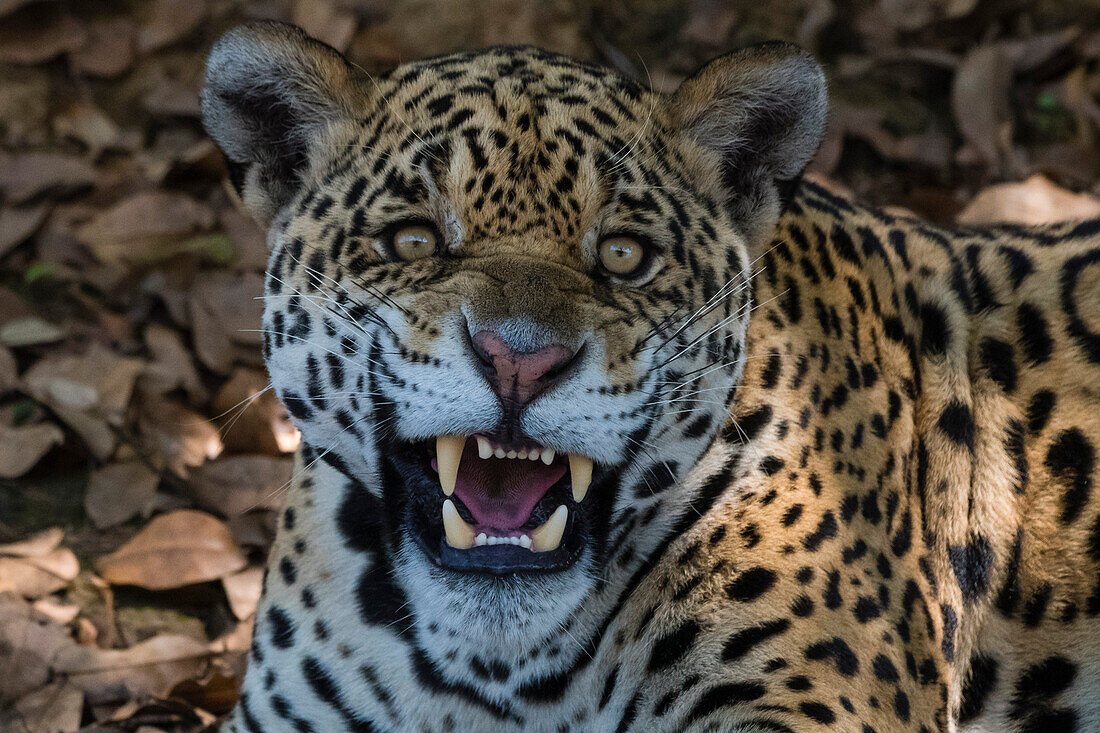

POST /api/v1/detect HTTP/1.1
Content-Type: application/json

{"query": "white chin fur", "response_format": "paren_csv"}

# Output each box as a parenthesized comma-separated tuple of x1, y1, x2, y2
(394, 533, 595, 657)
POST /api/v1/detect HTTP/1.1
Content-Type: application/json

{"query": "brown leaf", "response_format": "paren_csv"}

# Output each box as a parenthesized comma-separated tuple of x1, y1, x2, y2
(140, 323, 207, 402)
(54, 633, 214, 703)
(138, 0, 207, 53)
(957, 175, 1100, 226)
(31, 596, 80, 624)
(0, 5, 85, 64)
(222, 567, 263, 621)
(189, 272, 264, 374)
(0, 316, 66, 347)
(2, 680, 84, 732)
(0, 151, 96, 203)
(189, 455, 292, 517)
(69, 16, 137, 78)
(84, 462, 161, 529)
(76, 191, 215, 265)
(95, 510, 247, 590)
(142, 78, 202, 118)
(219, 208, 268, 272)
(0, 592, 77, 701)
(0, 549, 77, 599)
(0, 526, 63, 557)
(0, 527, 78, 599)
(0, 420, 63, 478)
(213, 369, 299, 456)
(226, 511, 278, 550)
(0, 203, 49, 258)
(52, 102, 123, 156)
(678, 0, 738, 48)
(23, 343, 145, 460)
(137, 396, 224, 476)
(294, 0, 358, 52)
(951, 43, 1013, 172)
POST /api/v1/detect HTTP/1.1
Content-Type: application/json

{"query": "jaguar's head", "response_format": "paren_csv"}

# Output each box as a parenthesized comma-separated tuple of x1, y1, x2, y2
(201, 23, 825, 655)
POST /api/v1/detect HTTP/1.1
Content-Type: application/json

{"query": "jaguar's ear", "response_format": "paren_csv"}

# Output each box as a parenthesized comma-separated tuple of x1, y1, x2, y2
(200, 22, 368, 222)
(668, 42, 827, 243)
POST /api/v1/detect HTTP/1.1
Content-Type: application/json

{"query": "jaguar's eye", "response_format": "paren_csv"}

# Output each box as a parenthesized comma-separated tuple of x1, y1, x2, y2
(391, 224, 438, 261)
(598, 235, 646, 277)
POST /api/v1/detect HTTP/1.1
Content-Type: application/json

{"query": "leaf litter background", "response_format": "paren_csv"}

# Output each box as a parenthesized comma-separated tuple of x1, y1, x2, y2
(0, 0, 1097, 730)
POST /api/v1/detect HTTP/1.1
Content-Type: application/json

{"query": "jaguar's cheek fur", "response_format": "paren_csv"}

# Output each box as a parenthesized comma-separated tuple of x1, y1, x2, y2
(206, 22, 1100, 733)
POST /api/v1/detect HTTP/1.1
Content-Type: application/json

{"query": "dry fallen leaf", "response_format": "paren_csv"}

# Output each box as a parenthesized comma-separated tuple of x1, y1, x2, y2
(142, 78, 202, 118)
(0, 316, 66, 347)
(136, 395, 224, 476)
(84, 461, 161, 529)
(951, 43, 1013, 172)
(0, 540, 80, 599)
(214, 369, 299, 455)
(0, 420, 64, 478)
(140, 323, 207, 402)
(69, 15, 137, 78)
(54, 632, 214, 704)
(0, 202, 50, 258)
(77, 191, 215, 265)
(138, 0, 207, 53)
(0, 151, 96, 203)
(0, 527, 64, 557)
(222, 566, 264, 621)
(95, 510, 247, 590)
(1, 680, 84, 733)
(0, 5, 85, 64)
(23, 343, 145, 460)
(957, 175, 1100, 226)
(294, 0, 359, 52)
(189, 455, 293, 517)
(52, 102, 123, 156)
(0, 592, 78, 701)
(32, 596, 81, 624)
(189, 272, 264, 374)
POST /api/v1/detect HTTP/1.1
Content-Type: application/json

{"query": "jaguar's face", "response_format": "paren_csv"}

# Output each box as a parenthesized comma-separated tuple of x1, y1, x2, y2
(202, 24, 825, 654)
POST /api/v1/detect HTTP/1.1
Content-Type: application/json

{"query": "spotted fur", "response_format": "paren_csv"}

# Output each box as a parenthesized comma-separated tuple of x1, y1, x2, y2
(202, 22, 1100, 732)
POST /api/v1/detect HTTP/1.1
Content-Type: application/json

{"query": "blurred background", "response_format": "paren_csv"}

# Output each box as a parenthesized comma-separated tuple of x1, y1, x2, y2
(0, 1, 1097, 730)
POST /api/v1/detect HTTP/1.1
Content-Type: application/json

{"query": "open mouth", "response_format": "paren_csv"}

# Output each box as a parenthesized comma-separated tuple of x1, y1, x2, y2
(393, 434, 597, 574)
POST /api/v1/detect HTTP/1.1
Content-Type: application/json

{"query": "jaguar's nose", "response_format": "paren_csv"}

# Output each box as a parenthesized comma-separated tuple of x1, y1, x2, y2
(470, 330, 579, 406)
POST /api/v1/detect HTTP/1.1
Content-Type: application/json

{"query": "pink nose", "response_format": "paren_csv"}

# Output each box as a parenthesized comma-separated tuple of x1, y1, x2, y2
(471, 331, 576, 405)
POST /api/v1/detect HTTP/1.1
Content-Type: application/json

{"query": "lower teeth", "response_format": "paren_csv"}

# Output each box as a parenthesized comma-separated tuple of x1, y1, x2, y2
(443, 504, 568, 553)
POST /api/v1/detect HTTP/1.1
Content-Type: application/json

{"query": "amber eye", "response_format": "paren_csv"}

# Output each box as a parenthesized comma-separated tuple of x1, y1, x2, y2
(598, 236, 646, 277)
(391, 224, 438, 261)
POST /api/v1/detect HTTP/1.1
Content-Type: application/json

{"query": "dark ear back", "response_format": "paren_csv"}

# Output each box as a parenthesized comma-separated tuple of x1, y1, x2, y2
(668, 42, 827, 242)
(200, 22, 368, 221)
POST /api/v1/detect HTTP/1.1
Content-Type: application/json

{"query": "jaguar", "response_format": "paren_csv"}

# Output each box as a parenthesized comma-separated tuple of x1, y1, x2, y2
(200, 21, 1100, 732)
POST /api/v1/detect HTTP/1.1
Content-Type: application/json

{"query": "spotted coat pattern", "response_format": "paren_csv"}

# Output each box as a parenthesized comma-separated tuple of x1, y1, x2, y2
(203, 24, 1100, 733)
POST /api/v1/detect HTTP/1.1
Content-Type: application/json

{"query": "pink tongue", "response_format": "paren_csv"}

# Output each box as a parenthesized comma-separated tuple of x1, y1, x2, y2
(449, 442, 567, 529)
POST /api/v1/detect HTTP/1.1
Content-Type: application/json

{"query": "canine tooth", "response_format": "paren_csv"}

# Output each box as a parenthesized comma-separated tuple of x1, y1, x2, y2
(476, 436, 493, 460)
(442, 499, 475, 549)
(494, 447, 506, 459)
(569, 454, 593, 502)
(540, 448, 555, 465)
(506, 450, 517, 459)
(436, 435, 465, 496)
(519, 535, 531, 548)
(531, 505, 568, 552)
(475, 533, 488, 546)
